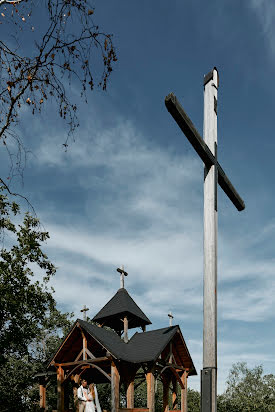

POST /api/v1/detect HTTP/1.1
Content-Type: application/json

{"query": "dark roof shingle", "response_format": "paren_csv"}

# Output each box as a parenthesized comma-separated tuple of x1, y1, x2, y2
(92, 288, 151, 329)
(78, 320, 196, 375)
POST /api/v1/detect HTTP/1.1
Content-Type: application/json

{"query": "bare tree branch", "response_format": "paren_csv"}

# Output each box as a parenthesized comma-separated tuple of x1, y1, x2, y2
(0, 0, 24, 5)
(0, 0, 117, 189)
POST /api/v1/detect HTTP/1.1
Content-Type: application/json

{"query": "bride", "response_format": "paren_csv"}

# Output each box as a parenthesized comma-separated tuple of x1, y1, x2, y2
(85, 383, 101, 412)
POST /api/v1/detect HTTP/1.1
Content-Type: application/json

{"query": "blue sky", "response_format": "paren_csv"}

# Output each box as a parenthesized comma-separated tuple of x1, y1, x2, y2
(1, 0, 275, 393)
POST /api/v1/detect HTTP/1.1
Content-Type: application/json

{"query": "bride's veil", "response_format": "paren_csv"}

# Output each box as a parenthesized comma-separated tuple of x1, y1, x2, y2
(94, 385, 102, 412)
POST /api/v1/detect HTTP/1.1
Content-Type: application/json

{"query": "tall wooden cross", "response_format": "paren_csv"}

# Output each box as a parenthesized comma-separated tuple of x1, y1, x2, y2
(116, 265, 128, 289)
(80, 304, 89, 321)
(165, 67, 245, 412)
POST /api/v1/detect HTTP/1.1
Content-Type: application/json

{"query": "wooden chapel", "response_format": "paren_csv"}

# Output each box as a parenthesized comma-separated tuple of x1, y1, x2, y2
(38, 268, 196, 412)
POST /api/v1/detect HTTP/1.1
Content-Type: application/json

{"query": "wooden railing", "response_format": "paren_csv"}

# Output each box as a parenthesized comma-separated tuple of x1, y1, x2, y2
(119, 409, 149, 412)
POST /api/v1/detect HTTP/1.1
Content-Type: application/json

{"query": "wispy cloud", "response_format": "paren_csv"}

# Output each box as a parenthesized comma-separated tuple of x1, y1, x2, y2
(29, 112, 275, 393)
(250, 0, 275, 57)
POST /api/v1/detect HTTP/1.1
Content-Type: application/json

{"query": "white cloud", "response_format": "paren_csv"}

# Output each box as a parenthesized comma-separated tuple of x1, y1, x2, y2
(29, 113, 275, 393)
(250, 0, 275, 57)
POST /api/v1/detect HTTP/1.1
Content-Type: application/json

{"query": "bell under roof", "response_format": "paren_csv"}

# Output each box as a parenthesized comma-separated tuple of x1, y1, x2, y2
(92, 287, 152, 330)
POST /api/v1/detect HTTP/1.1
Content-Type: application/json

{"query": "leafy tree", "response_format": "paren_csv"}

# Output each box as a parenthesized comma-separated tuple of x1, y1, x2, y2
(221, 362, 275, 412)
(0, 187, 73, 411)
(187, 388, 200, 412)
(0, 0, 117, 185)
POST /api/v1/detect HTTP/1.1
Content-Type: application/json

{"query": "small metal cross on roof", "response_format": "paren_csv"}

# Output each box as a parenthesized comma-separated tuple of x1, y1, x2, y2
(80, 304, 89, 321)
(168, 311, 174, 327)
(116, 265, 128, 289)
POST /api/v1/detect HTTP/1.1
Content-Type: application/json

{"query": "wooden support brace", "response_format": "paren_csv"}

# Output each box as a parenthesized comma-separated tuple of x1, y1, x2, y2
(111, 362, 120, 412)
(146, 371, 155, 412)
(81, 331, 87, 360)
(172, 377, 178, 410)
(57, 366, 65, 412)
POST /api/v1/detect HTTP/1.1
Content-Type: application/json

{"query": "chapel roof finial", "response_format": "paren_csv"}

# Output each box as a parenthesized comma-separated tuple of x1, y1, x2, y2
(168, 311, 174, 327)
(116, 265, 128, 289)
(80, 304, 89, 321)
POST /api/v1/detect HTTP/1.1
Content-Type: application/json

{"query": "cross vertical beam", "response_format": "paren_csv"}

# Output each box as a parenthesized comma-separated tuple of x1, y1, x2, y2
(203, 68, 218, 412)
(164, 67, 245, 412)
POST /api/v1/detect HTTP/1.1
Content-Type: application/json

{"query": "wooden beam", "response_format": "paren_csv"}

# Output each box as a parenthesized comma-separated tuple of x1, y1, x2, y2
(57, 366, 64, 412)
(111, 362, 120, 412)
(172, 377, 178, 410)
(163, 376, 170, 412)
(73, 375, 80, 412)
(146, 371, 155, 412)
(124, 316, 129, 343)
(81, 330, 87, 360)
(126, 380, 134, 408)
(74, 349, 83, 362)
(53, 356, 108, 367)
(159, 366, 184, 390)
(91, 363, 111, 382)
(165, 93, 245, 211)
(39, 383, 46, 410)
(180, 371, 187, 412)
(86, 347, 96, 359)
(64, 362, 111, 383)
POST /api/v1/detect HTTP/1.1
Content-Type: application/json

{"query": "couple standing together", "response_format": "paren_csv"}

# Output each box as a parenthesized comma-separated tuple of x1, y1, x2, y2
(77, 379, 102, 412)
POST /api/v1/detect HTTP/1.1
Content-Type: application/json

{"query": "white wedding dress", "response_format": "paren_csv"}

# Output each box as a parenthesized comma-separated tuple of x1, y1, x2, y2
(85, 394, 95, 412)
(85, 386, 102, 412)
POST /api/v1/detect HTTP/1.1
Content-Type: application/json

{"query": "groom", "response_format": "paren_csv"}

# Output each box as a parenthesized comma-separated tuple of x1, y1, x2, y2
(77, 379, 90, 412)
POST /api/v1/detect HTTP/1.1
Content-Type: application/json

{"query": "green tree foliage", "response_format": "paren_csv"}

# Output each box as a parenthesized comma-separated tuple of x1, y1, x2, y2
(187, 388, 200, 412)
(0, 188, 73, 411)
(219, 362, 275, 412)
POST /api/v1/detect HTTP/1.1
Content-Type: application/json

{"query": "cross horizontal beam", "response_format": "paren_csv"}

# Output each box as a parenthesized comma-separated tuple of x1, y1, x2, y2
(165, 93, 245, 211)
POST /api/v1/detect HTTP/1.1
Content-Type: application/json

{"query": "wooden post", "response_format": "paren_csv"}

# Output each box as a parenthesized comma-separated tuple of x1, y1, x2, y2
(57, 366, 64, 412)
(172, 377, 178, 409)
(39, 381, 46, 411)
(180, 371, 187, 412)
(111, 362, 120, 412)
(162, 376, 170, 412)
(82, 331, 87, 360)
(203, 67, 218, 412)
(73, 374, 80, 412)
(126, 380, 134, 408)
(146, 371, 155, 412)
(124, 316, 129, 343)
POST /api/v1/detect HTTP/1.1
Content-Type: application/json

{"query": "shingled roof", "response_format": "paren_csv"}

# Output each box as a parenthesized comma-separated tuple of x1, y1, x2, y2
(92, 288, 152, 330)
(77, 320, 197, 375)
